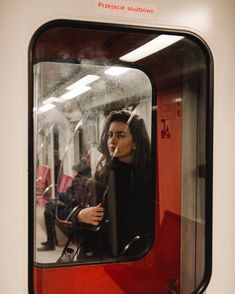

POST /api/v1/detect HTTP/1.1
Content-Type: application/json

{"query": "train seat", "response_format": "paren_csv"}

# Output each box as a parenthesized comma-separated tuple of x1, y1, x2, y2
(36, 165, 51, 205)
(57, 174, 72, 193)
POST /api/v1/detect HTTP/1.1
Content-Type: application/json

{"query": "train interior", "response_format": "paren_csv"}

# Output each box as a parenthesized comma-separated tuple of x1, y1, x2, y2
(35, 62, 152, 262)
(32, 23, 211, 293)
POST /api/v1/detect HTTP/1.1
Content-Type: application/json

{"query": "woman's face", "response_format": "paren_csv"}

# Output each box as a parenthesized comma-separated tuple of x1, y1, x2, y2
(107, 121, 135, 163)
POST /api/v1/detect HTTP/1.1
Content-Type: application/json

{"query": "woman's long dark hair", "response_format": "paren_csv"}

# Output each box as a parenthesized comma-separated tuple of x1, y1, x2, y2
(95, 109, 151, 190)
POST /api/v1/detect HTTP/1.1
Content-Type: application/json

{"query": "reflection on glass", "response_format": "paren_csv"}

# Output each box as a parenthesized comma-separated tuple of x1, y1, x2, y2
(34, 63, 152, 263)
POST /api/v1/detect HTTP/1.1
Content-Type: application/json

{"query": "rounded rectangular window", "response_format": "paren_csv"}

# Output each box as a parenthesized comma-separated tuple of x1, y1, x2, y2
(34, 60, 154, 263)
(29, 21, 212, 294)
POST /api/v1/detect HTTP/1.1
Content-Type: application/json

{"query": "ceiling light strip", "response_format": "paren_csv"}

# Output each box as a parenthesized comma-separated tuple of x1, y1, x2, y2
(119, 34, 184, 62)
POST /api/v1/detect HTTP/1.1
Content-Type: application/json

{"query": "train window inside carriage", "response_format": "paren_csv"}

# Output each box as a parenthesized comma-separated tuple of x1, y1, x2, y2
(29, 21, 212, 293)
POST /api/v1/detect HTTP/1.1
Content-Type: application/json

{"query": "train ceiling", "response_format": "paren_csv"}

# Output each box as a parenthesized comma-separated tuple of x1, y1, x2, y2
(32, 24, 203, 123)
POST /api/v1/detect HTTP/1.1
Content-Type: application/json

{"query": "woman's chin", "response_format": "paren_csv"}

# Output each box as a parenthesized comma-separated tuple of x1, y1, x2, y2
(110, 152, 118, 158)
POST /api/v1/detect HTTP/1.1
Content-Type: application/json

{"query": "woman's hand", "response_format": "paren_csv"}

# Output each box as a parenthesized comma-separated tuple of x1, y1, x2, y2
(77, 204, 105, 226)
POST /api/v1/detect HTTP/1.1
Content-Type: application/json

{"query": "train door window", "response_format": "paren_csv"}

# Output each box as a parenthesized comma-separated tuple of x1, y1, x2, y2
(29, 21, 212, 294)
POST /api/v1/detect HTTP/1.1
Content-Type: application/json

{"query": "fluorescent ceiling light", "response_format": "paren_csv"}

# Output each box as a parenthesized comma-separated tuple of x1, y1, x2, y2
(119, 34, 184, 62)
(38, 103, 56, 112)
(66, 75, 100, 90)
(43, 97, 59, 104)
(60, 85, 91, 102)
(104, 66, 130, 76)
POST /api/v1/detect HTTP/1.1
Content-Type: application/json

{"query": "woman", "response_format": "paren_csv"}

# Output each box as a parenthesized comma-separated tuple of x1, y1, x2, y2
(74, 109, 152, 260)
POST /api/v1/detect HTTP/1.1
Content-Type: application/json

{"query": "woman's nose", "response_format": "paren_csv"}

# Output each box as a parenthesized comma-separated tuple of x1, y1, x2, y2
(110, 136, 117, 145)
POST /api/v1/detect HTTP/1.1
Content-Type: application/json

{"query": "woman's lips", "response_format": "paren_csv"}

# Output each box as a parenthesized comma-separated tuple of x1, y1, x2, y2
(109, 147, 118, 155)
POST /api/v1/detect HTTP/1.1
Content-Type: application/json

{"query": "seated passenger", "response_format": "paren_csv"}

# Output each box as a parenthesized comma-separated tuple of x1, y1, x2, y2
(73, 110, 151, 260)
(38, 159, 91, 251)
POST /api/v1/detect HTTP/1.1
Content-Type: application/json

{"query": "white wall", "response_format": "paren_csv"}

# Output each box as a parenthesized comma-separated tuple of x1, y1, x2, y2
(1, 0, 235, 293)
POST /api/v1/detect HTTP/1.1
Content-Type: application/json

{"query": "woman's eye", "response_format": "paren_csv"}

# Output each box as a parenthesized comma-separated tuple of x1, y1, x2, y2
(108, 132, 125, 139)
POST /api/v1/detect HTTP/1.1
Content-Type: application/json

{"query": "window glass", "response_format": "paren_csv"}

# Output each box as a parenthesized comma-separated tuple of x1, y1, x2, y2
(34, 59, 154, 263)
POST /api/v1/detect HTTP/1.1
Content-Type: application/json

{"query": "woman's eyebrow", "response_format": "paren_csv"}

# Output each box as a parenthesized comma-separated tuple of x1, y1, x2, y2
(116, 130, 127, 135)
(108, 129, 128, 135)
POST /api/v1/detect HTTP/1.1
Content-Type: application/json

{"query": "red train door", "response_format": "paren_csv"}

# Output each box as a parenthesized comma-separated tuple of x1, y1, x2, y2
(29, 20, 212, 294)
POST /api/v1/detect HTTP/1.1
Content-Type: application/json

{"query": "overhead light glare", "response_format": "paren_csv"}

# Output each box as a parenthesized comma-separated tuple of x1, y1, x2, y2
(104, 67, 130, 76)
(175, 97, 182, 103)
(43, 97, 59, 104)
(66, 75, 100, 90)
(38, 104, 56, 112)
(60, 85, 91, 102)
(119, 34, 184, 62)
